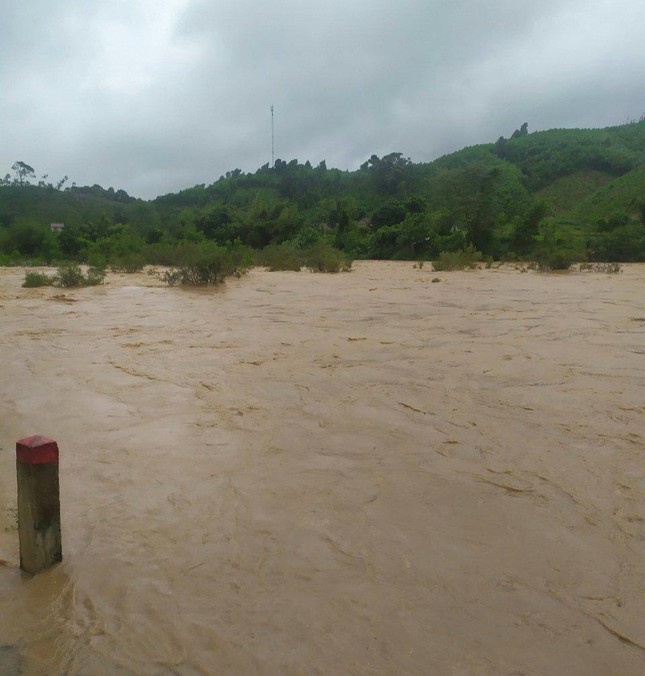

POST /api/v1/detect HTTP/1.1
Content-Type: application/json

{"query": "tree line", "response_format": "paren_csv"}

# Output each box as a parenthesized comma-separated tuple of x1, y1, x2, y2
(2, 120, 645, 267)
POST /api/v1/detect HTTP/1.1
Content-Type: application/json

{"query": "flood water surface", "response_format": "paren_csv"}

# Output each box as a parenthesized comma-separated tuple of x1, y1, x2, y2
(1, 262, 644, 674)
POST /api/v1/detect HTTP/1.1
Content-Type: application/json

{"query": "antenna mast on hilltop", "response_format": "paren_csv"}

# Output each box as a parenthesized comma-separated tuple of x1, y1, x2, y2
(271, 105, 275, 168)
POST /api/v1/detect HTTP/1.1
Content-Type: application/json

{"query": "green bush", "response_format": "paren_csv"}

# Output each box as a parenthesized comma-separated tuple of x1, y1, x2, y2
(225, 239, 255, 270)
(161, 242, 249, 285)
(147, 242, 181, 266)
(55, 264, 86, 287)
(302, 242, 352, 273)
(22, 271, 55, 287)
(258, 244, 302, 271)
(534, 247, 578, 271)
(85, 267, 107, 286)
(110, 252, 146, 273)
(87, 252, 108, 269)
(532, 223, 586, 271)
(54, 264, 106, 287)
(432, 245, 483, 271)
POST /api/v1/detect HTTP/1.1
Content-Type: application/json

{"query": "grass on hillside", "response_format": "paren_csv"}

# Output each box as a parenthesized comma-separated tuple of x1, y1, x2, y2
(535, 170, 613, 214)
(571, 165, 645, 223)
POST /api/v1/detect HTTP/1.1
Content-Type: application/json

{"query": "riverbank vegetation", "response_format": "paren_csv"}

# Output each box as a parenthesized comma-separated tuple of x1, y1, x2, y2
(3, 120, 645, 272)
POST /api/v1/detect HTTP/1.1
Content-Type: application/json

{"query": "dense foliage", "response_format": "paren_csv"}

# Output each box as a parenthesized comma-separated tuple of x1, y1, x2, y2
(3, 120, 645, 267)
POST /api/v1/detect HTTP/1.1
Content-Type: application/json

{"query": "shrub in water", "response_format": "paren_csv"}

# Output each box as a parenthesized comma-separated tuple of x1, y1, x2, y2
(110, 253, 146, 273)
(432, 245, 483, 271)
(534, 249, 576, 272)
(54, 264, 105, 287)
(258, 244, 302, 271)
(22, 271, 54, 288)
(85, 267, 107, 285)
(225, 240, 255, 271)
(147, 242, 180, 267)
(161, 242, 249, 286)
(55, 264, 86, 287)
(303, 242, 352, 273)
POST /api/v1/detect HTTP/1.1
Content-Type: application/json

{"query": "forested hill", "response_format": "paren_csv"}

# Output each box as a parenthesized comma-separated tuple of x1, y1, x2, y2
(2, 120, 645, 265)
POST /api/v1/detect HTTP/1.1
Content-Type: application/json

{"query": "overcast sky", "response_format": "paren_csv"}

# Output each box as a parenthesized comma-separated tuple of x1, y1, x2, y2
(2, 0, 645, 199)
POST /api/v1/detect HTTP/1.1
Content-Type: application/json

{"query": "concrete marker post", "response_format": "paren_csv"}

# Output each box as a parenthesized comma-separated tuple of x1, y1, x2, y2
(16, 435, 62, 573)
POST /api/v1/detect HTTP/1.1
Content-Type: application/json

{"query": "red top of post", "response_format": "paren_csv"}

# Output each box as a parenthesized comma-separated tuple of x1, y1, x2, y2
(16, 435, 59, 465)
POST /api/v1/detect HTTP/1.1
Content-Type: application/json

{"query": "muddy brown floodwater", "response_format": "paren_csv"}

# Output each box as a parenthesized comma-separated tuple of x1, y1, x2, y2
(0, 262, 643, 675)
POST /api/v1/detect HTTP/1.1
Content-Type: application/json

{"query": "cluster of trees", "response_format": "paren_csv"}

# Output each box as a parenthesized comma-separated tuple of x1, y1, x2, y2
(2, 120, 645, 267)
(0, 161, 135, 201)
(0, 161, 70, 191)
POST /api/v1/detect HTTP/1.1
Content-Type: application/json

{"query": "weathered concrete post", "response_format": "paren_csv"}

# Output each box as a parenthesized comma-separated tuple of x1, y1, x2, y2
(16, 435, 62, 573)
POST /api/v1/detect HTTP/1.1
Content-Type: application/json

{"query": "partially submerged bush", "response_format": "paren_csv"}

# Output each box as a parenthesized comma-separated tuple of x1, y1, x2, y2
(534, 249, 576, 272)
(432, 245, 482, 271)
(226, 240, 255, 270)
(23, 265, 105, 288)
(55, 264, 105, 287)
(55, 264, 86, 287)
(302, 242, 352, 273)
(258, 244, 302, 271)
(23, 271, 54, 287)
(84, 267, 107, 286)
(110, 253, 146, 273)
(161, 242, 249, 286)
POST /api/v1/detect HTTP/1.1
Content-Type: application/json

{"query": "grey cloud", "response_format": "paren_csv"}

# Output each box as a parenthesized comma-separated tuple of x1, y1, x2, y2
(2, 0, 645, 198)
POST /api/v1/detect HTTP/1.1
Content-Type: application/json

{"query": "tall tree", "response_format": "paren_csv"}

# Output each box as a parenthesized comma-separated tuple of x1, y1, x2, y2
(12, 161, 36, 186)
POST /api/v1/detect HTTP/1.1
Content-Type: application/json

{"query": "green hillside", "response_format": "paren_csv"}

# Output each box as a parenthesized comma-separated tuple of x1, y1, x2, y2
(572, 164, 645, 222)
(535, 170, 613, 214)
(2, 120, 645, 266)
